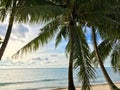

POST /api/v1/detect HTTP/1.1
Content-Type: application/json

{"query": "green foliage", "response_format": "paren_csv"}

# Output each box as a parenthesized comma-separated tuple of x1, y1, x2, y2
(0, 0, 65, 23)
(111, 40, 120, 71)
(91, 39, 113, 66)
(72, 26, 95, 90)
(91, 38, 120, 72)
(55, 25, 68, 48)
(11, 0, 97, 88)
(89, 0, 120, 71)
(111, 50, 120, 71)
(10, 0, 120, 90)
(12, 18, 60, 58)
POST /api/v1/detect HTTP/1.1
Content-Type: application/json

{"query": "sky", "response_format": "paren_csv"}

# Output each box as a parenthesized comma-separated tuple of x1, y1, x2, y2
(0, 21, 69, 68)
(0, 21, 111, 68)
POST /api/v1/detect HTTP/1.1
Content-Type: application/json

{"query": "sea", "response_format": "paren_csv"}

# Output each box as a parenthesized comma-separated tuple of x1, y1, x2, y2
(0, 67, 120, 90)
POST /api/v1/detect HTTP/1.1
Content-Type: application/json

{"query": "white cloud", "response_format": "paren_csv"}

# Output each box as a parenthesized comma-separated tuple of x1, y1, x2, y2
(0, 54, 68, 68)
(12, 24, 29, 38)
(0, 23, 29, 41)
(0, 23, 7, 37)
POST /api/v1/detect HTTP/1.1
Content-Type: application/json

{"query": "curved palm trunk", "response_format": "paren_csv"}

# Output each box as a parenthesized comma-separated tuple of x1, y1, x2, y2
(92, 28, 120, 90)
(0, 10, 15, 60)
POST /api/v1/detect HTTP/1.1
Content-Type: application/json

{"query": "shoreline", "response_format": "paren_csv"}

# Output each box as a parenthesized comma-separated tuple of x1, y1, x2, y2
(53, 82, 120, 90)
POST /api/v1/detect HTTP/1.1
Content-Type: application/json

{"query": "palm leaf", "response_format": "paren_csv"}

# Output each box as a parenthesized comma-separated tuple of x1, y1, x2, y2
(12, 18, 60, 58)
(0, 0, 13, 21)
(111, 40, 120, 71)
(0, 0, 66, 23)
(72, 25, 95, 90)
(15, 5, 65, 23)
(111, 50, 120, 72)
(55, 25, 68, 48)
(91, 38, 114, 66)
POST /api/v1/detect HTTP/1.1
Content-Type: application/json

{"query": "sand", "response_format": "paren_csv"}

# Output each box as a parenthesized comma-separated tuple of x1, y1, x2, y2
(55, 82, 120, 90)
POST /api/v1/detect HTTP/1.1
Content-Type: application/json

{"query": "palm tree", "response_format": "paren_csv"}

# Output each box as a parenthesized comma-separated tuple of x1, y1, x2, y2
(91, 39, 120, 71)
(85, 0, 120, 89)
(83, 1, 120, 89)
(12, 0, 120, 90)
(92, 28, 120, 90)
(12, 0, 96, 90)
(0, 0, 64, 60)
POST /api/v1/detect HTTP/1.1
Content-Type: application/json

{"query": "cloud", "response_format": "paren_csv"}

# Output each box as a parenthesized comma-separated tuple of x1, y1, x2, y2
(0, 24, 7, 37)
(32, 57, 42, 60)
(50, 54, 58, 57)
(12, 24, 29, 38)
(0, 23, 29, 41)
(0, 60, 14, 66)
(10, 37, 25, 42)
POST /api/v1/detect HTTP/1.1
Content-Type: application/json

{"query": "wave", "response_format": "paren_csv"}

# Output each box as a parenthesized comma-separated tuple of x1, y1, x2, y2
(16, 87, 56, 90)
(41, 78, 61, 81)
(0, 79, 61, 87)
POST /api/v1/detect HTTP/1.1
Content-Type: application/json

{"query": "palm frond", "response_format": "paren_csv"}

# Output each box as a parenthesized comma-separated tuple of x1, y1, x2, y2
(15, 5, 65, 23)
(95, 17, 120, 39)
(0, 0, 66, 23)
(72, 25, 95, 90)
(0, 0, 13, 21)
(77, 0, 120, 39)
(65, 39, 71, 58)
(0, 7, 6, 21)
(88, 1, 120, 39)
(91, 39, 113, 66)
(111, 40, 120, 71)
(12, 18, 60, 58)
(111, 50, 120, 72)
(101, 16, 120, 25)
(15, 0, 66, 23)
(55, 25, 68, 48)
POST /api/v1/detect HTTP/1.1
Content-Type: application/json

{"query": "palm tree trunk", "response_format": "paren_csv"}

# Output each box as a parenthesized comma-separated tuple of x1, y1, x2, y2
(68, 23, 76, 90)
(68, 46, 76, 90)
(0, 9, 15, 60)
(92, 28, 120, 90)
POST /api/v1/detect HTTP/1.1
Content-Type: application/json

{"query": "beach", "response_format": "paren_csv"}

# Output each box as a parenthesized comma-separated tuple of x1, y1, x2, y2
(55, 82, 120, 90)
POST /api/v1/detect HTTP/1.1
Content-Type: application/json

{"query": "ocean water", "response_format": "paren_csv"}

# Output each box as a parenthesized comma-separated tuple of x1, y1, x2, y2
(0, 67, 119, 90)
